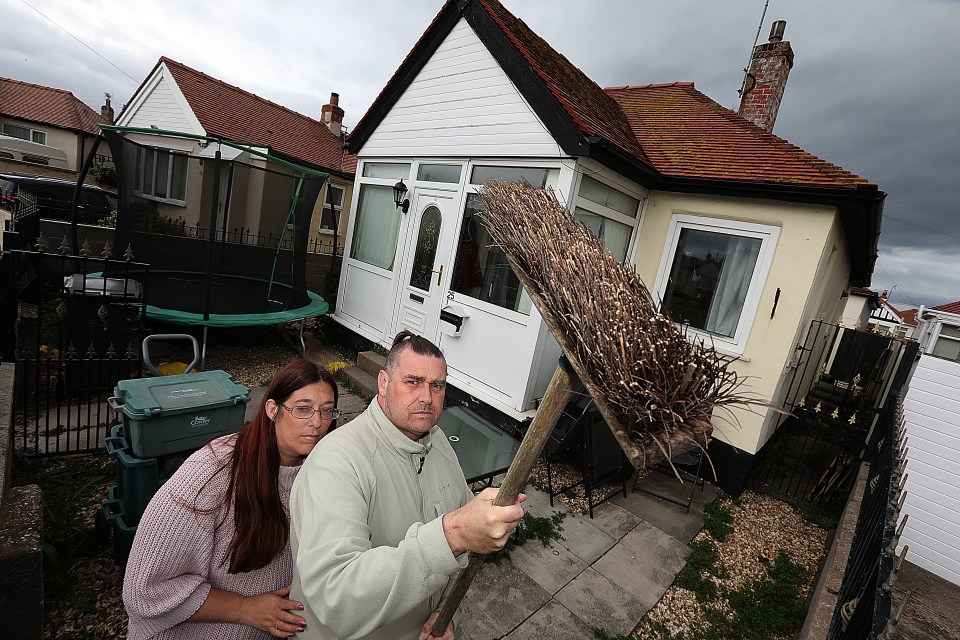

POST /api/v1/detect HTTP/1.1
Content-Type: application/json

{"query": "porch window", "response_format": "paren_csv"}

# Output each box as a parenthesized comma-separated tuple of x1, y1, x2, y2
(572, 175, 642, 262)
(350, 184, 402, 270)
(470, 166, 557, 189)
(656, 215, 779, 354)
(932, 325, 960, 361)
(362, 163, 410, 179)
(417, 164, 461, 184)
(320, 184, 344, 232)
(451, 193, 531, 314)
(134, 147, 187, 205)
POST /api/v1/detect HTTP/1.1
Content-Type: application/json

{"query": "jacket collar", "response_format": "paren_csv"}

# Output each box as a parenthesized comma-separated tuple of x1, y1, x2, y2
(368, 398, 434, 457)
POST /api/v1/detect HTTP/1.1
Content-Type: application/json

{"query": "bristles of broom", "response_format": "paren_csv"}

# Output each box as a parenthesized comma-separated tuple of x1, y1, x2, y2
(479, 181, 758, 473)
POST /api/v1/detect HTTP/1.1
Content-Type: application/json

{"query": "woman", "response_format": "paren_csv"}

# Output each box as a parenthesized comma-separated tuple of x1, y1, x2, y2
(123, 360, 339, 639)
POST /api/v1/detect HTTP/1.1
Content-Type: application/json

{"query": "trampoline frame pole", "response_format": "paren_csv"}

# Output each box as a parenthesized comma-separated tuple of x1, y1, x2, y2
(201, 326, 209, 371)
(202, 149, 222, 322)
(266, 172, 306, 305)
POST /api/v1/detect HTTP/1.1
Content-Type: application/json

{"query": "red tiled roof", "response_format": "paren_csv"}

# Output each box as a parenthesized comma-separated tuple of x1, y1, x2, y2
(160, 58, 356, 174)
(0, 77, 107, 135)
(932, 300, 960, 315)
(605, 83, 873, 189)
(899, 308, 919, 326)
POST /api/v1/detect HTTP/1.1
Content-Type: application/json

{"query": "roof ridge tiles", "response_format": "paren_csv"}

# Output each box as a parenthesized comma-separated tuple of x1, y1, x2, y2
(0, 76, 73, 96)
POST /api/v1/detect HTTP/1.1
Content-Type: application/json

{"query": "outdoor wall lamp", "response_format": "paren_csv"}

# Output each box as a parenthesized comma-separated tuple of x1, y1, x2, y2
(393, 179, 410, 213)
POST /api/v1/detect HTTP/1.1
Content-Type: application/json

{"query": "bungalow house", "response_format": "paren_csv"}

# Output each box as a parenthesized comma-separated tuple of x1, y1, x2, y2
(114, 57, 357, 254)
(869, 293, 919, 339)
(332, 0, 884, 489)
(0, 76, 113, 175)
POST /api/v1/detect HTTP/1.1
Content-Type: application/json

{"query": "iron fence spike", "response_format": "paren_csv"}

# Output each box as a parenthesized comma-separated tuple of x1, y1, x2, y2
(59, 234, 70, 255)
(81, 238, 92, 257)
(124, 243, 135, 260)
(102, 240, 113, 259)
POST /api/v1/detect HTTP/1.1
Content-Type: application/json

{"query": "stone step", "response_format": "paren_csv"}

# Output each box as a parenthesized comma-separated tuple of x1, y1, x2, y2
(340, 365, 377, 400)
(356, 351, 386, 379)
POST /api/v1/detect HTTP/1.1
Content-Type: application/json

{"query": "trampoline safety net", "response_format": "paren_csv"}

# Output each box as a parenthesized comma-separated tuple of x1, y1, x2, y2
(102, 130, 327, 324)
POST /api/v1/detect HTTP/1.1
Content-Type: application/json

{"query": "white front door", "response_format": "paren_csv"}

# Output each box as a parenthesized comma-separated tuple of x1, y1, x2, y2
(392, 189, 457, 340)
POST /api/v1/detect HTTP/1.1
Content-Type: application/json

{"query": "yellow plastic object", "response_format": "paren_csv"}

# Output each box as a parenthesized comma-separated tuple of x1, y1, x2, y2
(325, 361, 350, 374)
(155, 362, 198, 376)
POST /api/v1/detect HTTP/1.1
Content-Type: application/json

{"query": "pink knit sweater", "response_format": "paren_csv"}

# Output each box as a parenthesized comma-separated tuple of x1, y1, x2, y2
(123, 434, 300, 640)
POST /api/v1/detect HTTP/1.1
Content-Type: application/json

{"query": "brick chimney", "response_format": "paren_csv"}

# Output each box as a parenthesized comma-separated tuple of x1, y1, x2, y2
(321, 92, 344, 136)
(738, 20, 793, 132)
(101, 93, 115, 124)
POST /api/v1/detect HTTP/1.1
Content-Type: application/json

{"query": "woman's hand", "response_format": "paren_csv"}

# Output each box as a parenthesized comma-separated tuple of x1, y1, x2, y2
(241, 586, 307, 638)
(193, 585, 306, 637)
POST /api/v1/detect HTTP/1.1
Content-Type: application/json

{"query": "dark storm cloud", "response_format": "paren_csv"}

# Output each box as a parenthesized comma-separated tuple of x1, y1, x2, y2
(2, 0, 958, 305)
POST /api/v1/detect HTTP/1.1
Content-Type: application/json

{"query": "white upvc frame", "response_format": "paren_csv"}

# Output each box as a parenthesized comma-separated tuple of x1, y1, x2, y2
(2, 122, 46, 145)
(319, 183, 345, 234)
(653, 214, 780, 356)
(133, 145, 188, 206)
(570, 172, 645, 263)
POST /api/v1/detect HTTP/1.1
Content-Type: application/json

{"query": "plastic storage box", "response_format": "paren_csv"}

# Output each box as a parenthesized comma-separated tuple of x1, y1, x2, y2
(105, 424, 190, 523)
(101, 490, 137, 568)
(108, 370, 250, 458)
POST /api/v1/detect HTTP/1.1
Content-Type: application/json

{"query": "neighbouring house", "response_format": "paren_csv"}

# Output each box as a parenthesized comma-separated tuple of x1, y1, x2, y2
(869, 292, 919, 339)
(914, 300, 960, 361)
(114, 57, 356, 256)
(332, 0, 884, 490)
(0, 76, 113, 176)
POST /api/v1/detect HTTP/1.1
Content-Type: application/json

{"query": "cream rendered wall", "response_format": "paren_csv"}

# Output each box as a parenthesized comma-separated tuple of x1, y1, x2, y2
(632, 192, 846, 454)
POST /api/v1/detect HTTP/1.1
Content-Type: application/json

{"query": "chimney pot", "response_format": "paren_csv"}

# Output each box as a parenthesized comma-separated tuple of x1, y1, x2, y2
(321, 92, 345, 136)
(101, 92, 115, 124)
(769, 20, 787, 43)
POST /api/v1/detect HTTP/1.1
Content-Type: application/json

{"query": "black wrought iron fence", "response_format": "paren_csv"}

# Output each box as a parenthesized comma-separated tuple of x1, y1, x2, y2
(3, 188, 40, 251)
(9, 240, 148, 456)
(827, 395, 910, 639)
(128, 217, 343, 256)
(751, 318, 916, 512)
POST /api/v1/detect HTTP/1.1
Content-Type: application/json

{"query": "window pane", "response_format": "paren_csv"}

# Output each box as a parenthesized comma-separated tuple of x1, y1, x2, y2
(417, 164, 462, 184)
(939, 325, 960, 340)
(451, 193, 529, 314)
(662, 228, 761, 338)
(362, 162, 410, 179)
(155, 152, 170, 198)
(31, 130, 46, 145)
(22, 154, 49, 165)
(3, 124, 29, 140)
(470, 165, 557, 189)
(573, 207, 632, 262)
(578, 175, 640, 217)
(327, 185, 344, 206)
(409, 206, 442, 291)
(142, 150, 155, 195)
(932, 335, 960, 360)
(171, 154, 187, 201)
(350, 184, 401, 270)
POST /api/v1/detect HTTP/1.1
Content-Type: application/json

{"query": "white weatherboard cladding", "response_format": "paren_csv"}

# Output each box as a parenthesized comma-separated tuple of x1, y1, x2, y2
(124, 74, 199, 135)
(361, 18, 558, 158)
(900, 355, 960, 586)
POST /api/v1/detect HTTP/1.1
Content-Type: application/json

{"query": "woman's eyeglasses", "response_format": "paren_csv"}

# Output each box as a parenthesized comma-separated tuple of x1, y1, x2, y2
(281, 405, 341, 420)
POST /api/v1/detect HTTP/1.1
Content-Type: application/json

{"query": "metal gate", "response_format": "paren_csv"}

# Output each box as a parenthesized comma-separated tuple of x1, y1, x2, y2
(752, 318, 916, 512)
(4, 237, 148, 456)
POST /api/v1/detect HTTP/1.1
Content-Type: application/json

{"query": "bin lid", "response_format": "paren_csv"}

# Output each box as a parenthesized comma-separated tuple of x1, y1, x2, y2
(64, 274, 143, 299)
(112, 370, 250, 417)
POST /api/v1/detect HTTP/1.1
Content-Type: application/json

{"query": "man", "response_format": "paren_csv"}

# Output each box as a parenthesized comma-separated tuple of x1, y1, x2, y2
(290, 331, 525, 640)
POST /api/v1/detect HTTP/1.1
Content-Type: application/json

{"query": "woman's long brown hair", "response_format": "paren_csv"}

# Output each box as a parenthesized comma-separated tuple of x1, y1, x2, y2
(224, 359, 338, 573)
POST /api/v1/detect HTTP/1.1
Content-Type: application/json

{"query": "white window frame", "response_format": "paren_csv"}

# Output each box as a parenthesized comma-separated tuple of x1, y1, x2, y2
(3, 123, 46, 145)
(571, 173, 645, 263)
(319, 184, 344, 234)
(930, 322, 960, 360)
(653, 214, 780, 356)
(134, 146, 188, 206)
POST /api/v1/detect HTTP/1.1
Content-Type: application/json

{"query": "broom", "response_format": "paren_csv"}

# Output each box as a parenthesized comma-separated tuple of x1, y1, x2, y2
(432, 180, 756, 635)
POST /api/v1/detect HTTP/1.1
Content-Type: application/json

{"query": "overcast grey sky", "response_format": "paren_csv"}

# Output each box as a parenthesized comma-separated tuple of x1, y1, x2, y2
(4, 0, 959, 308)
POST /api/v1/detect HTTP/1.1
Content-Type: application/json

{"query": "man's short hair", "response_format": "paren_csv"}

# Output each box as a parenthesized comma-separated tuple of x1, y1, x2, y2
(384, 330, 445, 374)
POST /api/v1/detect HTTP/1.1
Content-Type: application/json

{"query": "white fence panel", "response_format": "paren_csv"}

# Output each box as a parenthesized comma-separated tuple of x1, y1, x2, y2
(900, 354, 960, 586)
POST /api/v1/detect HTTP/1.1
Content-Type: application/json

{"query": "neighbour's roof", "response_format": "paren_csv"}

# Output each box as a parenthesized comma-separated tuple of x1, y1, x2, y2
(346, 0, 884, 285)
(931, 300, 960, 316)
(0, 77, 107, 135)
(155, 57, 356, 175)
(899, 308, 919, 326)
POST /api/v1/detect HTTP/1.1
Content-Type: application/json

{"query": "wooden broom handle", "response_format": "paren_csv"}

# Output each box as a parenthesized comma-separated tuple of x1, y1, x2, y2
(431, 361, 579, 636)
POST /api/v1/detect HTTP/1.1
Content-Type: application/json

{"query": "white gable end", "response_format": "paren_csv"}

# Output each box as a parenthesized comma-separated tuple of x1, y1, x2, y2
(361, 18, 559, 158)
(117, 64, 204, 136)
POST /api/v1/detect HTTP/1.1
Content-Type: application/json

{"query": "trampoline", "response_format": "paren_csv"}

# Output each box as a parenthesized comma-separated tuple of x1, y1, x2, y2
(96, 127, 332, 360)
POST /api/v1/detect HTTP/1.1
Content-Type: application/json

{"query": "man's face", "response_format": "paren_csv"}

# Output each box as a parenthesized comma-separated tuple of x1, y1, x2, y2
(378, 347, 446, 441)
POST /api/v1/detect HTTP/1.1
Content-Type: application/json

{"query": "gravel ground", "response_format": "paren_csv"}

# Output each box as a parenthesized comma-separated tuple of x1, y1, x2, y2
(635, 490, 829, 638)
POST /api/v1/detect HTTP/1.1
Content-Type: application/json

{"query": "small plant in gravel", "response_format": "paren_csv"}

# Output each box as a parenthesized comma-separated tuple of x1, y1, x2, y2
(675, 539, 727, 601)
(593, 629, 634, 640)
(703, 497, 734, 541)
(486, 510, 567, 563)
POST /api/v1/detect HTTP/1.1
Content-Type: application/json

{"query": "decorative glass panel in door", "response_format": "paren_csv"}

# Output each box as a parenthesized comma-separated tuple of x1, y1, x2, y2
(410, 205, 442, 291)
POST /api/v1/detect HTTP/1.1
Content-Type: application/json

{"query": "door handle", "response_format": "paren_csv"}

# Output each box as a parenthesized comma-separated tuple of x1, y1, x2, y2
(433, 264, 444, 286)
